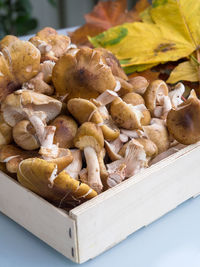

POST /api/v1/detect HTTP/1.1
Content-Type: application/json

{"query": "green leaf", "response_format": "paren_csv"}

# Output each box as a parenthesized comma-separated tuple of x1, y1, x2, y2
(48, 0, 57, 7)
(15, 15, 37, 35)
(123, 63, 157, 74)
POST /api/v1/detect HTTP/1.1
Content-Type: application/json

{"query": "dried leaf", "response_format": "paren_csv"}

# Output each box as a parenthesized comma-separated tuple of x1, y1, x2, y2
(90, 0, 200, 71)
(167, 60, 199, 83)
(70, 0, 149, 46)
(128, 69, 160, 83)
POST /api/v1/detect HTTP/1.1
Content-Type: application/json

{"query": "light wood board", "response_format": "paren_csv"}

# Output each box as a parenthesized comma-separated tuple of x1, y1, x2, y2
(70, 143, 200, 263)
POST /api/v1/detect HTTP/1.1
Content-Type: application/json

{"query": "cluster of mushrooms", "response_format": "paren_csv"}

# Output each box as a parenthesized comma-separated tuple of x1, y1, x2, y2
(0, 27, 200, 209)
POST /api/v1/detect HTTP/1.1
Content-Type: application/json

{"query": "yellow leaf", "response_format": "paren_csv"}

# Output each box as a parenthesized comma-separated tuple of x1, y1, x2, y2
(90, 0, 200, 69)
(167, 61, 199, 84)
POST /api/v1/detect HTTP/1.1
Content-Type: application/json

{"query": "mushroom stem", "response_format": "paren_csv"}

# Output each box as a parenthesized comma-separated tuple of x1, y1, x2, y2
(96, 90, 118, 106)
(64, 149, 82, 180)
(84, 146, 103, 193)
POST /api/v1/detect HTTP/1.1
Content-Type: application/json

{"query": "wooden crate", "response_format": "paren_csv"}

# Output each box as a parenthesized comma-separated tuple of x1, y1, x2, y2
(0, 143, 200, 263)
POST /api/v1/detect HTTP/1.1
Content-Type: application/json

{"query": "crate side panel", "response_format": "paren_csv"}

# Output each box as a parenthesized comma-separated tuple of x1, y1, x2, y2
(72, 145, 200, 263)
(0, 172, 78, 263)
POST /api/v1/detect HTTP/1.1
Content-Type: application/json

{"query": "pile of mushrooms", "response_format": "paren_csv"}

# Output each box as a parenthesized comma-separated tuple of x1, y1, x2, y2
(0, 27, 200, 210)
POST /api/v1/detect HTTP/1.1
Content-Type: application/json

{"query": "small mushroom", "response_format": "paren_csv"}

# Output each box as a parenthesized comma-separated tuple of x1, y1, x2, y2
(51, 115, 78, 148)
(0, 113, 12, 145)
(13, 120, 40, 150)
(68, 96, 119, 141)
(122, 92, 151, 126)
(95, 48, 128, 81)
(17, 158, 97, 207)
(144, 80, 172, 119)
(74, 122, 104, 193)
(0, 144, 37, 173)
(168, 82, 185, 109)
(167, 97, 200, 145)
(104, 135, 126, 162)
(22, 72, 54, 96)
(110, 98, 147, 130)
(143, 119, 170, 153)
(52, 47, 117, 100)
(119, 138, 158, 161)
(107, 139, 147, 187)
(0, 37, 41, 101)
(115, 77, 133, 96)
(29, 27, 70, 62)
(128, 76, 149, 95)
(40, 60, 56, 83)
(2, 90, 62, 127)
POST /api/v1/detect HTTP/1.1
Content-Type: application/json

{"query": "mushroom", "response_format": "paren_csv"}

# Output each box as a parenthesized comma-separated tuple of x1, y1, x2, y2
(17, 158, 97, 207)
(29, 27, 71, 62)
(64, 149, 82, 180)
(110, 98, 149, 130)
(104, 135, 127, 162)
(106, 139, 147, 187)
(0, 144, 37, 173)
(122, 92, 151, 126)
(119, 138, 158, 162)
(128, 76, 149, 95)
(0, 113, 12, 145)
(51, 115, 78, 148)
(74, 122, 104, 193)
(95, 47, 128, 81)
(144, 80, 172, 119)
(143, 119, 170, 153)
(13, 120, 40, 150)
(40, 60, 56, 83)
(0, 37, 41, 101)
(68, 95, 120, 141)
(97, 148, 108, 189)
(52, 47, 118, 101)
(167, 97, 200, 145)
(22, 72, 54, 96)
(115, 76, 134, 96)
(2, 90, 62, 127)
(168, 82, 185, 109)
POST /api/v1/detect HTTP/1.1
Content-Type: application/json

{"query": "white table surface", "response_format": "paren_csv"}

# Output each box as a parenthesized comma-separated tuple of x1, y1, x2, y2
(1, 195, 200, 267)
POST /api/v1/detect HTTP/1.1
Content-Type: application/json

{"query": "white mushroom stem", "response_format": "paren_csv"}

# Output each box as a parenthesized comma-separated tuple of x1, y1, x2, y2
(154, 95, 172, 119)
(64, 149, 82, 180)
(169, 82, 185, 108)
(28, 115, 45, 144)
(114, 80, 121, 92)
(84, 146, 103, 193)
(96, 90, 118, 106)
(120, 129, 146, 139)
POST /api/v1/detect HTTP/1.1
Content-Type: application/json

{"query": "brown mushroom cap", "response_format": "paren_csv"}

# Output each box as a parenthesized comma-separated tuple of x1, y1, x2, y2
(167, 98, 200, 145)
(143, 119, 170, 153)
(68, 98, 119, 141)
(0, 113, 12, 145)
(51, 115, 78, 148)
(74, 122, 104, 153)
(0, 37, 41, 101)
(122, 92, 145, 106)
(128, 76, 149, 95)
(13, 120, 40, 150)
(0, 144, 37, 173)
(17, 158, 97, 205)
(95, 48, 128, 81)
(29, 27, 70, 62)
(110, 98, 144, 130)
(115, 77, 133, 96)
(144, 80, 169, 115)
(52, 47, 116, 100)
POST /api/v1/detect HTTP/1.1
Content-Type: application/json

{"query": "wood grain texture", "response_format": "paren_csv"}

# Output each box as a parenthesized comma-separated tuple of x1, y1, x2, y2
(0, 172, 78, 263)
(70, 143, 200, 263)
